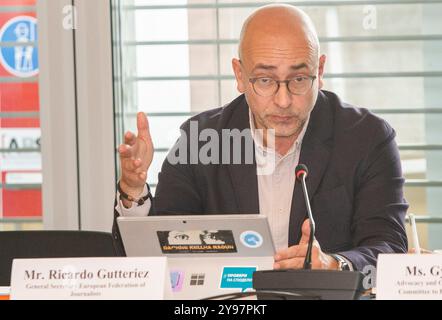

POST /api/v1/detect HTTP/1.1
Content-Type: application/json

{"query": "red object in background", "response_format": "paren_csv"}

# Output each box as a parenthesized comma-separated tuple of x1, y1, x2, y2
(0, 83, 40, 128)
(0, 0, 41, 219)
(1, 0, 35, 5)
(1, 172, 41, 217)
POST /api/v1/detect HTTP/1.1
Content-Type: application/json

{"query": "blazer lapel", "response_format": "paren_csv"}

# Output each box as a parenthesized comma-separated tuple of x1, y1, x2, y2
(228, 162, 260, 214)
(288, 91, 334, 246)
(226, 96, 260, 214)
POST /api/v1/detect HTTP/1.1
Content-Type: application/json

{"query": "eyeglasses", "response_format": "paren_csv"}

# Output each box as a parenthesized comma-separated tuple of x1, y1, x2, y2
(249, 75, 317, 97)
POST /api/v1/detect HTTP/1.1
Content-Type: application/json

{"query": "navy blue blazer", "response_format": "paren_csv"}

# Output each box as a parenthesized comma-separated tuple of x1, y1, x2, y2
(113, 90, 408, 271)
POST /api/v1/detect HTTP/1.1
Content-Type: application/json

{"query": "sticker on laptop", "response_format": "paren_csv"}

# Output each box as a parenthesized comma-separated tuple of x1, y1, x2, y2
(240, 231, 263, 248)
(189, 273, 206, 286)
(220, 267, 257, 292)
(157, 230, 237, 254)
(170, 270, 185, 292)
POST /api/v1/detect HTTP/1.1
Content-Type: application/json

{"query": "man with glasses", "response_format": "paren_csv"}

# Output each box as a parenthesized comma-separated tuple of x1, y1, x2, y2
(114, 4, 408, 271)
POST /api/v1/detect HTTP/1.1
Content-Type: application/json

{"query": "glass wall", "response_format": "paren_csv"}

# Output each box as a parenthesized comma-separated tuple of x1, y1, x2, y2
(0, 0, 42, 231)
(112, 0, 442, 249)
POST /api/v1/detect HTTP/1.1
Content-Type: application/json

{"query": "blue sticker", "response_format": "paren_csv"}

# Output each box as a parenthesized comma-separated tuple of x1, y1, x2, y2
(240, 231, 263, 248)
(220, 267, 256, 292)
(0, 16, 39, 78)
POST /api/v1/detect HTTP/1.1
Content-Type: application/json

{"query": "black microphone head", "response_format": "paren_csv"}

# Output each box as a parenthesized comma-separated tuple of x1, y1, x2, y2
(295, 164, 308, 181)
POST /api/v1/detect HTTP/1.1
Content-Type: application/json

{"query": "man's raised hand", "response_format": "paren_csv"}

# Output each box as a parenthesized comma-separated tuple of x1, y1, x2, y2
(118, 112, 154, 199)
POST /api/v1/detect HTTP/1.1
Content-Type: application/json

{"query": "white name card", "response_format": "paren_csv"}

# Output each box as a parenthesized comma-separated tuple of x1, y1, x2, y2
(10, 257, 171, 300)
(377, 254, 442, 300)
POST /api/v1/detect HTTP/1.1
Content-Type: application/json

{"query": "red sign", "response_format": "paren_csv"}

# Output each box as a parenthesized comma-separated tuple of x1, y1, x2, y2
(0, 0, 41, 219)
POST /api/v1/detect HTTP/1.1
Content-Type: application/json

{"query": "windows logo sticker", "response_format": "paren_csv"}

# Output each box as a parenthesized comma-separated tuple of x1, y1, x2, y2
(240, 231, 263, 248)
(0, 16, 39, 78)
(189, 273, 205, 286)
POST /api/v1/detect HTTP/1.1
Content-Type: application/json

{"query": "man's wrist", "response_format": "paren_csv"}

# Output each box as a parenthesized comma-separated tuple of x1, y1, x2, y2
(327, 254, 340, 270)
(117, 181, 150, 209)
(118, 180, 145, 199)
(121, 197, 134, 209)
(329, 254, 351, 271)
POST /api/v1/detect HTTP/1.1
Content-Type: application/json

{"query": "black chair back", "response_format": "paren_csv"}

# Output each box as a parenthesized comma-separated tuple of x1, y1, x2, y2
(0, 231, 118, 286)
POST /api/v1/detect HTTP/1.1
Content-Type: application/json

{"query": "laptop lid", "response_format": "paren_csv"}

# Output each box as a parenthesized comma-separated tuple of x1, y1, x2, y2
(117, 214, 276, 258)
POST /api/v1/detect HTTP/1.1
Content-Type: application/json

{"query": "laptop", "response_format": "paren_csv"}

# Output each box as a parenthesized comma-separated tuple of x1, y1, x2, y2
(117, 214, 275, 299)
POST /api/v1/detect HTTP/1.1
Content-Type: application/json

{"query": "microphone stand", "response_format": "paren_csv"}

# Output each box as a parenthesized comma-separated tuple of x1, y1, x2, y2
(253, 164, 365, 300)
(298, 171, 315, 270)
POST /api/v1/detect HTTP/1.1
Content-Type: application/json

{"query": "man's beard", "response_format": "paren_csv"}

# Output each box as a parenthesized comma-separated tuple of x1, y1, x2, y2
(263, 114, 306, 138)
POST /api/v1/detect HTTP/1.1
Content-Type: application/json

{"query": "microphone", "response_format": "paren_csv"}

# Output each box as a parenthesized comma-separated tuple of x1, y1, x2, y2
(295, 164, 315, 270)
(253, 163, 365, 300)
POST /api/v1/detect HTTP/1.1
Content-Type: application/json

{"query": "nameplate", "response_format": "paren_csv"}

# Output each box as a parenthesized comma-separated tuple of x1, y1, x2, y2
(377, 254, 442, 300)
(10, 257, 171, 300)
